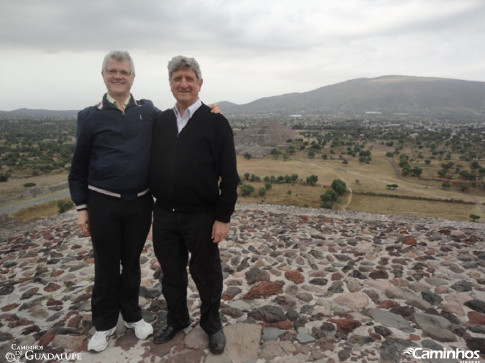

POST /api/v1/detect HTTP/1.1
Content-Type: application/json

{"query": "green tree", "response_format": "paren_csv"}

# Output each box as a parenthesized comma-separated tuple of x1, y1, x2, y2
(410, 167, 423, 177)
(306, 175, 318, 186)
(470, 214, 480, 222)
(331, 179, 347, 196)
(320, 189, 339, 202)
(270, 148, 283, 160)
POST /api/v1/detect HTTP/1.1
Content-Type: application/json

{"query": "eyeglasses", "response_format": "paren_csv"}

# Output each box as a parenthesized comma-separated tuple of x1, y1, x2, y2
(103, 69, 134, 77)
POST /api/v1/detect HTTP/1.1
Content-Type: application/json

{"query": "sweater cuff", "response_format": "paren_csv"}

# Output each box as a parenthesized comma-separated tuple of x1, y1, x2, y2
(76, 204, 88, 211)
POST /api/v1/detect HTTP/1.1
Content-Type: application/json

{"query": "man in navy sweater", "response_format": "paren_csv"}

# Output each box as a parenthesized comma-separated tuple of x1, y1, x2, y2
(69, 51, 158, 352)
(149, 56, 239, 354)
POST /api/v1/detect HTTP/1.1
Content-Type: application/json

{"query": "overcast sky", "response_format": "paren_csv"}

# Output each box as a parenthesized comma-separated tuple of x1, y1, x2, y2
(1, 0, 484, 111)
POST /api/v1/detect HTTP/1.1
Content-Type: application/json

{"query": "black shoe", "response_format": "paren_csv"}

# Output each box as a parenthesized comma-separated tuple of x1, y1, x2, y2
(154, 323, 189, 345)
(209, 329, 226, 354)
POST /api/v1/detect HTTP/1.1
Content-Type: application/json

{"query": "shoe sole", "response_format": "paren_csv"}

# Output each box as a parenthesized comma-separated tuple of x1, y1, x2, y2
(209, 347, 225, 355)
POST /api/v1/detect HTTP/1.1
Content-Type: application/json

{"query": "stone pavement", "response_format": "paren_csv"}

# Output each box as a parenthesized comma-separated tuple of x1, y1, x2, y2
(1, 204, 484, 362)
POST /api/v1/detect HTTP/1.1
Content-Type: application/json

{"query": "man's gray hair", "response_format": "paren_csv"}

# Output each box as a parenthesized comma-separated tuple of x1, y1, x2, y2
(102, 50, 135, 75)
(168, 56, 202, 80)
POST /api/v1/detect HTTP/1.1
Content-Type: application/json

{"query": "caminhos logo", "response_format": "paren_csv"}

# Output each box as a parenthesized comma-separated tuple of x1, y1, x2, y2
(403, 347, 481, 362)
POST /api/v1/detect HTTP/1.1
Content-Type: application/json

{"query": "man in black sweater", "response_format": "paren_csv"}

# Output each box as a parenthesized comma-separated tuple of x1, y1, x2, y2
(149, 56, 239, 354)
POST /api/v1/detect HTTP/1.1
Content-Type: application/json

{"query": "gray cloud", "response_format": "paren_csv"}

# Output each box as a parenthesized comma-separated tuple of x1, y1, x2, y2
(1, 0, 484, 109)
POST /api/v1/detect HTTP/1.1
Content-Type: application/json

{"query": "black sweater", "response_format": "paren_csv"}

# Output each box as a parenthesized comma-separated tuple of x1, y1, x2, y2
(149, 104, 239, 222)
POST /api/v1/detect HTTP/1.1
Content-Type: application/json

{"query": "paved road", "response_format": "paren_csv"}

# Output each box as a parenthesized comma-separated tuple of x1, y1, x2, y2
(0, 189, 70, 216)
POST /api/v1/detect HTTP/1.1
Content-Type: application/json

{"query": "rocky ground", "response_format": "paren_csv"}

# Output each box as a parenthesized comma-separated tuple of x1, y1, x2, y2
(1, 204, 484, 363)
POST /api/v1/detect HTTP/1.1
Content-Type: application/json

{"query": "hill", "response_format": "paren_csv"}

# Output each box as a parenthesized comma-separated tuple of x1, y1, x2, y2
(3, 75, 485, 121)
(0, 108, 77, 120)
(219, 75, 485, 119)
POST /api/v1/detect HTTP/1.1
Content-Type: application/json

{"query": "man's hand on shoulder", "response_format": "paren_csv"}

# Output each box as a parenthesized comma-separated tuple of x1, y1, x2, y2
(209, 103, 222, 114)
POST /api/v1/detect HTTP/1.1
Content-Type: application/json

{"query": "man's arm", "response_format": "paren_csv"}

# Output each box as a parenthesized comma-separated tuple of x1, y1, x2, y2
(213, 115, 239, 242)
(68, 111, 92, 234)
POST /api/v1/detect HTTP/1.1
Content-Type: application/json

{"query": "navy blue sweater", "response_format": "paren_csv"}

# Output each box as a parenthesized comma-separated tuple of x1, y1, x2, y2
(68, 95, 159, 208)
(149, 104, 239, 222)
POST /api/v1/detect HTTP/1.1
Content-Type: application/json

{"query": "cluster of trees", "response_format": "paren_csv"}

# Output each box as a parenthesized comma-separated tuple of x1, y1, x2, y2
(438, 160, 485, 182)
(0, 119, 76, 180)
(239, 173, 348, 211)
(320, 179, 347, 209)
(239, 173, 319, 197)
(270, 120, 484, 190)
(398, 154, 423, 177)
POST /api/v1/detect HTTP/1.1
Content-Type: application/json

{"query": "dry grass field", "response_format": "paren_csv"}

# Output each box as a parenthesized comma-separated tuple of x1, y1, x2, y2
(12, 198, 73, 222)
(237, 149, 485, 222)
(1, 149, 483, 223)
(0, 171, 67, 197)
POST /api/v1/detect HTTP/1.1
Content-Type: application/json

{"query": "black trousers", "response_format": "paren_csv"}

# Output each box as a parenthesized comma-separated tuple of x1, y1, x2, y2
(153, 206, 223, 335)
(88, 191, 153, 330)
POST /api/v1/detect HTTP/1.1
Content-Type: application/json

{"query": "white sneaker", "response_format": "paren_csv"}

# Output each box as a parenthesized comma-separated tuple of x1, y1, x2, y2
(87, 327, 116, 352)
(124, 319, 153, 340)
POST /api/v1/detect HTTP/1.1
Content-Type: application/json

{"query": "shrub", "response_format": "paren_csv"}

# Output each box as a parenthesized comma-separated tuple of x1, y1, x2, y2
(320, 189, 339, 202)
(240, 183, 255, 197)
(470, 214, 480, 222)
(57, 199, 74, 214)
(321, 200, 333, 209)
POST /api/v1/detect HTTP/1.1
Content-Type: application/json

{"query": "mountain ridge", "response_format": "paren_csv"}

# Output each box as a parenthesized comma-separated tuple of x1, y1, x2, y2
(2, 75, 485, 120)
(218, 75, 485, 118)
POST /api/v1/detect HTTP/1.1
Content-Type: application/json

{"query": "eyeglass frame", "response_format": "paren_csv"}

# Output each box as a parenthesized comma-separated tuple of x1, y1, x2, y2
(103, 69, 134, 77)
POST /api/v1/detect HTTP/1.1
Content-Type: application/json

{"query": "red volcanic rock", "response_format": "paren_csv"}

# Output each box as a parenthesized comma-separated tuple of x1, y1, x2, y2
(243, 281, 283, 300)
(378, 300, 399, 309)
(68, 315, 83, 328)
(285, 270, 305, 284)
(50, 270, 64, 277)
(328, 318, 362, 333)
(331, 273, 344, 281)
(369, 270, 389, 279)
(274, 319, 293, 330)
(39, 331, 56, 346)
(468, 311, 485, 325)
(1, 304, 19, 312)
(401, 236, 417, 246)
(44, 283, 61, 292)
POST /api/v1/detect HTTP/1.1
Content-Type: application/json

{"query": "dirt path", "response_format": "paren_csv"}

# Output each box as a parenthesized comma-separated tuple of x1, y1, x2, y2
(0, 188, 70, 215)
